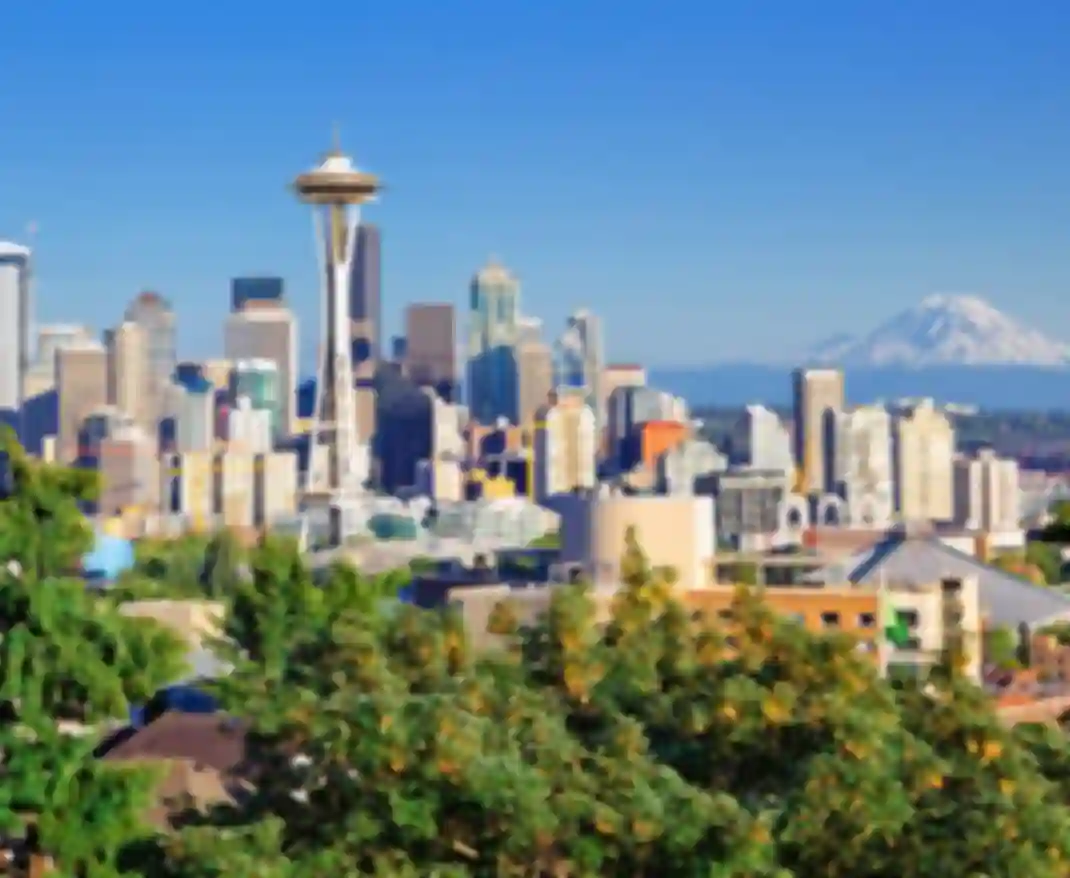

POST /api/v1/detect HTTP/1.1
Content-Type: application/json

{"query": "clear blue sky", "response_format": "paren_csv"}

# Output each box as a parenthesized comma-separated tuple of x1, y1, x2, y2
(3, 1, 1069, 368)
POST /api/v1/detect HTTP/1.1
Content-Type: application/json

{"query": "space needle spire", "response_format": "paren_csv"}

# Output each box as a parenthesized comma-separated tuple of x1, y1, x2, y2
(293, 133, 381, 549)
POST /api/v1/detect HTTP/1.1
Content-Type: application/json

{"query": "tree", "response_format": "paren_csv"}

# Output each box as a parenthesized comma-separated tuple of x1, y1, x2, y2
(984, 625, 1021, 670)
(992, 551, 1048, 586)
(0, 432, 189, 875)
(152, 530, 1070, 876)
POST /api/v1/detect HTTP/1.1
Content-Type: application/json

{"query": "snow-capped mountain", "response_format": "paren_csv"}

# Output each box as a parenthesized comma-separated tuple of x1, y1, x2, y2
(806, 294, 1070, 367)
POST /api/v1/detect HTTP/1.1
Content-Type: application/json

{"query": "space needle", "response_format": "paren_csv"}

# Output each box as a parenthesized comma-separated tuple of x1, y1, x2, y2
(293, 132, 380, 549)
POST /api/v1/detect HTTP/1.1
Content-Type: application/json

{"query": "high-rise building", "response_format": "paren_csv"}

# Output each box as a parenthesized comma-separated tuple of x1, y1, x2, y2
(555, 309, 604, 433)
(404, 303, 456, 396)
(0, 242, 31, 418)
(517, 337, 554, 430)
(893, 399, 955, 523)
(534, 391, 597, 500)
(56, 341, 108, 463)
(744, 404, 793, 474)
(466, 259, 520, 424)
(792, 368, 845, 494)
(836, 405, 894, 528)
(227, 396, 273, 453)
(231, 276, 284, 312)
(231, 358, 282, 439)
(174, 378, 215, 453)
(224, 308, 297, 435)
(31, 324, 90, 386)
(953, 449, 1021, 533)
(104, 321, 150, 429)
(124, 291, 176, 392)
(349, 223, 381, 381)
(98, 422, 159, 516)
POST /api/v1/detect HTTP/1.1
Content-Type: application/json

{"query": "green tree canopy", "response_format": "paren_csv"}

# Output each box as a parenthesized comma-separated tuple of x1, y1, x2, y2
(152, 530, 1070, 876)
(0, 432, 189, 876)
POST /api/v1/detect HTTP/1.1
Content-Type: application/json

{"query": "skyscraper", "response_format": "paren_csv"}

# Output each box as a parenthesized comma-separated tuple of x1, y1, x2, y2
(0, 242, 31, 418)
(835, 404, 894, 528)
(894, 399, 955, 522)
(231, 276, 284, 312)
(349, 223, 381, 381)
(404, 303, 456, 397)
(124, 291, 176, 390)
(533, 391, 597, 500)
(56, 341, 108, 463)
(225, 308, 297, 436)
(791, 368, 845, 494)
(744, 404, 793, 474)
(555, 309, 604, 433)
(517, 334, 554, 430)
(104, 321, 150, 430)
(466, 258, 520, 424)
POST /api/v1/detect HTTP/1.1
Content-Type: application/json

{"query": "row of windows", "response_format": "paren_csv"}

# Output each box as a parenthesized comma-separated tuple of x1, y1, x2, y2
(714, 607, 922, 632)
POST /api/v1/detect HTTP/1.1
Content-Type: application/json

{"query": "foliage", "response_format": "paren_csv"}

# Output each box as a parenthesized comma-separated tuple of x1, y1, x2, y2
(110, 532, 246, 602)
(1026, 541, 1065, 584)
(527, 530, 560, 550)
(984, 625, 1021, 670)
(149, 526, 1070, 876)
(992, 551, 1049, 586)
(0, 433, 189, 875)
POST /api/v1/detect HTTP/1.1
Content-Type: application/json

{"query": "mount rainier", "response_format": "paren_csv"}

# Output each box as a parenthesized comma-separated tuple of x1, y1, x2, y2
(805, 294, 1070, 367)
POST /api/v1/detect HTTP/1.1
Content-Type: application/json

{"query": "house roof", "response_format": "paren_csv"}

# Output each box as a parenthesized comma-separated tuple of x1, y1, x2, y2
(99, 711, 246, 770)
(812, 533, 1070, 629)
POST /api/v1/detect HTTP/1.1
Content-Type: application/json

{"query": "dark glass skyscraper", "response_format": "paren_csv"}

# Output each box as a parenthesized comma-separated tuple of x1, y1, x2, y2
(231, 276, 284, 312)
(349, 223, 380, 380)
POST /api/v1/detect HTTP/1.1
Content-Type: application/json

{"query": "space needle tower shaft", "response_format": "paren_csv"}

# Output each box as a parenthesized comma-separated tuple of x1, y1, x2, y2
(293, 133, 380, 548)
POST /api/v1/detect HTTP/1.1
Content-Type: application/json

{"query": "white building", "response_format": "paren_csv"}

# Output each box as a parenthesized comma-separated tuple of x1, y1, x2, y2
(893, 398, 955, 523)
(836, 405, 894, 528)
(954, 449, 1021, 534)
(0, 242, 31, 414)
(745, 404, 793, 474)
(228, 395, 273, 453)
(534, 393, 597, 500)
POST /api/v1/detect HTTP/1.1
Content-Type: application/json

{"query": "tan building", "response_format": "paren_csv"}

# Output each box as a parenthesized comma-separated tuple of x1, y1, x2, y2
(202, 359, 233, 391)
(517, 339, 553, 429)
(533, 391, 597, 500)
(686, 584, 881, 652)
(556, 493, 715, 589)
(447, 582, 618, 652)
(256, 450, 299, 525)
(894, 398, 954, 522)
(56, 341, 108, 463)
(792, 368, 844, 494)
(98, 425, 160, 516)
(104, 320, 151, 429)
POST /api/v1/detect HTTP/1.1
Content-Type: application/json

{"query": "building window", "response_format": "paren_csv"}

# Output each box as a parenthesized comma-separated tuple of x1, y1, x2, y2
(820, 611, 840, 628)
(903, 636, 922, 650)
(897, 609, 919, 628)
(940, 578, 963, 594)
(717, 609, 733, 621)
(858, 612, 876, 628)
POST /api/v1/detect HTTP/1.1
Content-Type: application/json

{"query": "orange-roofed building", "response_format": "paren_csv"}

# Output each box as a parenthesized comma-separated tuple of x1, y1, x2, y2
(639, 420, 688, 470)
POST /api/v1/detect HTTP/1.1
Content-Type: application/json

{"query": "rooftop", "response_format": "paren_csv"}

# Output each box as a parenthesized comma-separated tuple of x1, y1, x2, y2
(810, 531, 1070, 628)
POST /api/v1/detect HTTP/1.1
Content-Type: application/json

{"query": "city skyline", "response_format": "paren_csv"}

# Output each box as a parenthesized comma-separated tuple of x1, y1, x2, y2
(4, 3, 1070, 364)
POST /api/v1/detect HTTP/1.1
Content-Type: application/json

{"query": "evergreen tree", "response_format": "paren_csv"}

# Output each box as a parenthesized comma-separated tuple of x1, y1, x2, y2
(0, 432, 189, 875)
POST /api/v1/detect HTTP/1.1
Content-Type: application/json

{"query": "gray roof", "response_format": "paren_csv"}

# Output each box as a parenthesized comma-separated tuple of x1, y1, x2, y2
(812, 534, 1070, 629)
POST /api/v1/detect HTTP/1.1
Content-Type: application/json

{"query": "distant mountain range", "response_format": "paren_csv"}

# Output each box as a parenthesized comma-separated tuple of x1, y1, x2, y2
(648, 295, 1070, 410)
(805, 294, 1069, 367)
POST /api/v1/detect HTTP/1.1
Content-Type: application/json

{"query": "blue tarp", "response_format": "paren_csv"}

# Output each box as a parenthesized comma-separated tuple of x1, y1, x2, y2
(82, 532, 135, 580)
